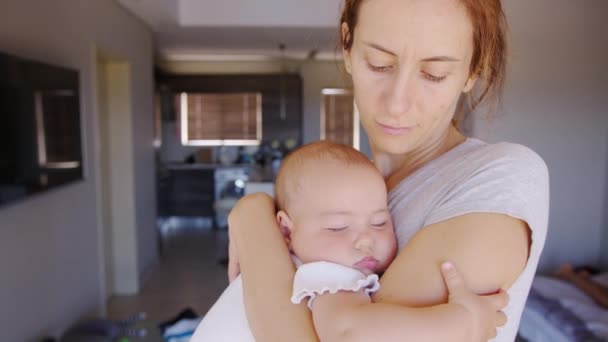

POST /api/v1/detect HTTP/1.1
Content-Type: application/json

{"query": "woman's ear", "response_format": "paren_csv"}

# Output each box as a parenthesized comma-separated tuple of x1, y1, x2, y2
(276, 210, 294, 244)
(341, 23, 352, 74)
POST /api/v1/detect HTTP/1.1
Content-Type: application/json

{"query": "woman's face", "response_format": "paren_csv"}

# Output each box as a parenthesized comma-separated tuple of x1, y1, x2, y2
(344, 0, 478, 155)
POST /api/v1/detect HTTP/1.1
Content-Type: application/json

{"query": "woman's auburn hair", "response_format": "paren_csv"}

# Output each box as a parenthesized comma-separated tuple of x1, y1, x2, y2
(339, 0, 508, 124)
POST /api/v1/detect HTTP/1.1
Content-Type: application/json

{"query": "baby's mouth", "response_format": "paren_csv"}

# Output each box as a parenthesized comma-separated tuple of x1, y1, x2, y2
(354, 256, 379, 273)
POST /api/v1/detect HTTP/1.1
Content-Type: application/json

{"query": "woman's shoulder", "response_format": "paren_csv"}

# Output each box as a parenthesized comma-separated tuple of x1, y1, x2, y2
(391, 138, 548, 194)
(423, 138, 550, 235)
(464, 138, 549, 178)
(442, 139, 550, 225)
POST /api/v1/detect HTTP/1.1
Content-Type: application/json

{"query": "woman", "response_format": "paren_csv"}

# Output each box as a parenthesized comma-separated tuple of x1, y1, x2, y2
(228, 0, 549, 341)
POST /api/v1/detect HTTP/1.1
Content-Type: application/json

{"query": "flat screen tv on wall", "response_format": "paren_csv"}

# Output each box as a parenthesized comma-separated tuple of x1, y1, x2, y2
(0, 50, 83, 208)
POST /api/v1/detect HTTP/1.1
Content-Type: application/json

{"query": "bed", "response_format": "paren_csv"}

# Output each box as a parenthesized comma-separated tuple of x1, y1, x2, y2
(518, 272, 608, 342)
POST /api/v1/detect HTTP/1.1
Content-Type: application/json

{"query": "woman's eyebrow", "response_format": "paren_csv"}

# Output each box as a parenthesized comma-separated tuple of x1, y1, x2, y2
(365, 42, 461, 63)
(364, 41, 397, 56)
(421, 56, 461, 62)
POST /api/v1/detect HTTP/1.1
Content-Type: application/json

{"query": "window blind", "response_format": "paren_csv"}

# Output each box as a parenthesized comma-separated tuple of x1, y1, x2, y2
(179, 92, 262, 146)
(321, 89, 355, 147)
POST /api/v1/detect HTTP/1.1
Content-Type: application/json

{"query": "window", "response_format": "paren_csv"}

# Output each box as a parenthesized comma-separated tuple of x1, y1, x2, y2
(179, 92, 262, 146)
(320, 88, 359, 149)
(35, 90, 81, 169)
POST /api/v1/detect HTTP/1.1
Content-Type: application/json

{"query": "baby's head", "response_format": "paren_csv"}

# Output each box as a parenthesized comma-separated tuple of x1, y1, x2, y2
(275, 141, 397, 275)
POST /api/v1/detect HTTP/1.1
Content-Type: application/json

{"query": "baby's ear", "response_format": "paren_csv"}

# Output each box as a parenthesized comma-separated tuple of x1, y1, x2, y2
(276, 210, 293, 243)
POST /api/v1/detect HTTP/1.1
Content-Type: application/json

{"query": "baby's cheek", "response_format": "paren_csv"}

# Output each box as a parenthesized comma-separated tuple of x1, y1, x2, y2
(310, 238, 351, 265)
(380, 233, 398, 265)
(290, 238, 317, 263)
(291, 235, 330, 262)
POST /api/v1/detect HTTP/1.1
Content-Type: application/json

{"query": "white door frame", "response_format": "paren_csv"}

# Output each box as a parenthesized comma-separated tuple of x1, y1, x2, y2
(93, 46, 140, 313)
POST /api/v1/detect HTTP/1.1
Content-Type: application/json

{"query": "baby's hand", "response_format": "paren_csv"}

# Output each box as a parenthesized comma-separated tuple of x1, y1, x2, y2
(441, 262, 508, 341)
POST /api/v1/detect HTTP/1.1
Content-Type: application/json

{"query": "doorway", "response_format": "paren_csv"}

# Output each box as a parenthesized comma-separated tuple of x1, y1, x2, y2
(95, 48, 139, 306)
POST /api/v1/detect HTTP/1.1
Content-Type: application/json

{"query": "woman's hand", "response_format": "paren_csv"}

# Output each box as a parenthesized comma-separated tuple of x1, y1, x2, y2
(227, 192, 276, 282)
(441, 262, 508, 341)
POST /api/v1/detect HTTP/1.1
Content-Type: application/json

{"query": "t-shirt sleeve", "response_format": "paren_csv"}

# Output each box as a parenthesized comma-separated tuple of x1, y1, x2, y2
(426, 143, 550, 242)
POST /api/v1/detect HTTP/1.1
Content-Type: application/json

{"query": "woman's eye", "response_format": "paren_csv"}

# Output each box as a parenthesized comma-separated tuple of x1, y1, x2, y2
(367, 62, 393, 73)
(372, 221, 387, 228)
(423, 72, 447, 83)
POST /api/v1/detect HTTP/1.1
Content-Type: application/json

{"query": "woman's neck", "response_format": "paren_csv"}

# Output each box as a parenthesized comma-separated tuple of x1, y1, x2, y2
(374, 126, 467, 192)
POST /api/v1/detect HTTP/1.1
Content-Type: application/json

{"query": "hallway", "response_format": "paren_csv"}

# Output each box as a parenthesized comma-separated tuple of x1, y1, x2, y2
(107, 222, 229, 323)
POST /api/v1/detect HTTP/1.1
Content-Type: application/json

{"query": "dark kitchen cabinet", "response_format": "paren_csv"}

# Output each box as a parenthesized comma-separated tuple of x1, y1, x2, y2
(156, 73, 303, 146)
(158, 167, 215, 218)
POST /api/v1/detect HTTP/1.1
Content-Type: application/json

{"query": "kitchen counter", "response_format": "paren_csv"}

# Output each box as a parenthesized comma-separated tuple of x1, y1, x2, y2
(157, 162, 278, 227)
(163, 163, 252, 170)
(162, 162, 276, 182)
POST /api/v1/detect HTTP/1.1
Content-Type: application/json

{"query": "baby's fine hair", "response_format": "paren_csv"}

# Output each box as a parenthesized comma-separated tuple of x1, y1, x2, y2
(275, 140, 377, 211)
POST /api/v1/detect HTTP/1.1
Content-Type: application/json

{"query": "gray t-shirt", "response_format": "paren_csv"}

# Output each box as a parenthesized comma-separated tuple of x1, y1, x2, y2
(389, 137, 549, 342)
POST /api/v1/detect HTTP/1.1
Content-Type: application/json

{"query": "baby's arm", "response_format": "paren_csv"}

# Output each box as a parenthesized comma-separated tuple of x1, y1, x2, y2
(310, 263, 506, 342)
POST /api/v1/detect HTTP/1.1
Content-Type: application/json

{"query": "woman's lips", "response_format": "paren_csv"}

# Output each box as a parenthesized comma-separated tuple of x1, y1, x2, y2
(377, 122, 412, 136)
(355, 256, 379, 272)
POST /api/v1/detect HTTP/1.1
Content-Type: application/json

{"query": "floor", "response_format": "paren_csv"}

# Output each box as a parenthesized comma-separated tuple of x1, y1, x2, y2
(106, 219, 229, 324)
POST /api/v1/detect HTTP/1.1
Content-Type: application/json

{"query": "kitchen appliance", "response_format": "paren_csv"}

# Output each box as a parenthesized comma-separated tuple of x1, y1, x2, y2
(213, 167, 248, 228)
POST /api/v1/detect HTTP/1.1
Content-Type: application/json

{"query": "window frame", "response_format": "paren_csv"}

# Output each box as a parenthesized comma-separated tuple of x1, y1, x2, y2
(179, 92, 263, 147)
(320, 88, 359, 150)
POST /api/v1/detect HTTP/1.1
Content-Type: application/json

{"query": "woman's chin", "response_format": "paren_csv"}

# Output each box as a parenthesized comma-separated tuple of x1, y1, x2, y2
(373, 137, 416, 155)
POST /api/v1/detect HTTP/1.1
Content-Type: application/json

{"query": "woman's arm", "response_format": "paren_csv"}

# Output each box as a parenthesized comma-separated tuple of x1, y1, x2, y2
(228, 193, 319, 342)
(311, 263, 508, 342)
(309, 213, 525, 341)
(374, 212, 530, 307)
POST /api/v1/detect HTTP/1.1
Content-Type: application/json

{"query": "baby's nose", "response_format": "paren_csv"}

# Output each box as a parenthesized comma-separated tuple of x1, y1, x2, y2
(354, 233, 374, 252)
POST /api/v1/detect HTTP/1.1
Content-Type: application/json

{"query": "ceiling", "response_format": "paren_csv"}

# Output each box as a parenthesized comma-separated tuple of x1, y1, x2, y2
(116, 0, 344, 61)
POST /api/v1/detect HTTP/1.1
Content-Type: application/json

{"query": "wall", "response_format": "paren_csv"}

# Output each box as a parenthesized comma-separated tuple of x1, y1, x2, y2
(601, 5, 608, 271)
(473, 0, 608, 273)
(603, 144, 608, 269)
(0, 1, 157, 341)
(600, 142, 608, 270)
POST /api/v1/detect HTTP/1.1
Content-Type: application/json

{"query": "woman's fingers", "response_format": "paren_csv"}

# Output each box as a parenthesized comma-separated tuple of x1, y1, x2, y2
(485, 289, 509, 311)
(441, 261, 510, 341)
(495, 310, 507, 327)
(488, 328, 498, 339)
(486, 297, 507, 340)
(440, 262, 466, 297)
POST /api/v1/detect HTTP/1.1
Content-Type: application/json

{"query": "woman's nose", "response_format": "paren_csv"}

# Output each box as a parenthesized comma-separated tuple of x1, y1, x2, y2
(386, 73, 413, 118)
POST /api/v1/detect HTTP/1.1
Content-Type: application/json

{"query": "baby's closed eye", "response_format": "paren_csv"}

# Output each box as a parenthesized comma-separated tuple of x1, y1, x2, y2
(325, 227, 349, 232)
